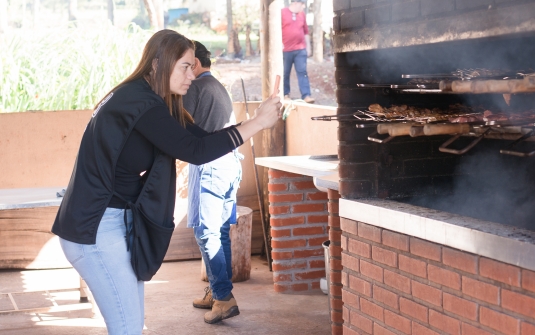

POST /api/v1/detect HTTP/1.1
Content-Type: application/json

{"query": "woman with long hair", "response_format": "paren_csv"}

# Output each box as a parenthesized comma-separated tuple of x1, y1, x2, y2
(51, 29, 281, 334)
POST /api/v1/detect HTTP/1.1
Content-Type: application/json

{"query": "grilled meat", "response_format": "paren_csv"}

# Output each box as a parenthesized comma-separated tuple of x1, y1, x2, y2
(449, 115, 484, 123)
(367, 104, 485, 123)
(368, 104, 384, 115)
(483, 114, 509, 122)
(367, 104, 535, 124)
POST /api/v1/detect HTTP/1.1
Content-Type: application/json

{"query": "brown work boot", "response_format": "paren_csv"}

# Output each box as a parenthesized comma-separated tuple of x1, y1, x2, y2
(304, 96, 315, 104)
(204, 293, 240, 324)
(193, 287, 214, 309)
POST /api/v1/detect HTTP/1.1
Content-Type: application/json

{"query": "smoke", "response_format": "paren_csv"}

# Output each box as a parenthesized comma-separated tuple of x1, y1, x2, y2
(342, 34, 535, 90)
(401, 146, 535, 231)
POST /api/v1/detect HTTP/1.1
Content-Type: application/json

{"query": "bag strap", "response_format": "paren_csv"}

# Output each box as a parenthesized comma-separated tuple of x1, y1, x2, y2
(112, 147, 161, 252)
(112, 191, 137, 252)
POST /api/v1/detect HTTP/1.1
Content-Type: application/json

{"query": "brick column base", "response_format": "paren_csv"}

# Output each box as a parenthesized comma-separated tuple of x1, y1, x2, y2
(268, 169, 329, 293)
(328, 189, 343, 335)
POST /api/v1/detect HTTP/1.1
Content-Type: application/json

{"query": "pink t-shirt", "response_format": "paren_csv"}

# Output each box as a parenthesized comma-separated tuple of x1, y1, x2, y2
(281, 7, 309, 52)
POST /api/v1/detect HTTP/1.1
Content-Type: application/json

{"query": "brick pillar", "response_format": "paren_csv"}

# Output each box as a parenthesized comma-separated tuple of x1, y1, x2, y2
(328, 189, 343, 335)
(268, 168, 329, 293)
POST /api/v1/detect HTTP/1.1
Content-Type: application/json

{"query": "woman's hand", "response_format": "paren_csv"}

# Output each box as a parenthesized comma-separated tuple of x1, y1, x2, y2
(253, 96, 283, 129)
(235, 96, 283, 143)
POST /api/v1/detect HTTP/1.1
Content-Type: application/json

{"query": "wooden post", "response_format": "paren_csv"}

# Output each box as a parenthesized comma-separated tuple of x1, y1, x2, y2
(261, 0, 283, 101)
(312, 0, 323, 62)
(260, 0, 284, 268)
(263, 0, 284, 156)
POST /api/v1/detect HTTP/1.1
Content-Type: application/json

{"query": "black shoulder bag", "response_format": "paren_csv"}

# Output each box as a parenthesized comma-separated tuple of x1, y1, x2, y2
(116, 150, 176, 281)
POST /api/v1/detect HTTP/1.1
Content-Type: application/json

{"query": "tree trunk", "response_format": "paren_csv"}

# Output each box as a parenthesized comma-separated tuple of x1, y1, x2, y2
(232, 29, 241, 58)
(107, 0, 115, 25)
(0, 0, 8, 33)
(226, 0, 234, 58)
(33, 0, 40, 29)
(153, 0, 164, 30)
(143, 0, 158, 29)
(245, 24, 252, 57)
(312, 0, 323, 62)
(68, 0, 78, 21)
(22, 0, 27, 28)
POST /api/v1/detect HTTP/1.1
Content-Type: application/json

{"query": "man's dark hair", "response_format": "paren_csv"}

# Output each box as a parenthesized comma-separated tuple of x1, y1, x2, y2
(193, 41, 211, 68)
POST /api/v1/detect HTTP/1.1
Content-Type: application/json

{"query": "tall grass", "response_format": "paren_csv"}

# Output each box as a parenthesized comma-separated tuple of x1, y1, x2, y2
(0, 24, 152, 112)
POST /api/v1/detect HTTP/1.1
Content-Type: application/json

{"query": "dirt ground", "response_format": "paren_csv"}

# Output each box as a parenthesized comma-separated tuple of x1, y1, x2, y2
(211, 56, 337, 107)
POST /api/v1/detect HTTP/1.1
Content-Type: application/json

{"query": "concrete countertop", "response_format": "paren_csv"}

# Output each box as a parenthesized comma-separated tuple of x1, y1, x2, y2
(0, 187, 65, 210)
(254, 155, 340, 193)
(313, 173, 339, 192)
(340, 198, 535, 272)
(255, 155, 339, 178)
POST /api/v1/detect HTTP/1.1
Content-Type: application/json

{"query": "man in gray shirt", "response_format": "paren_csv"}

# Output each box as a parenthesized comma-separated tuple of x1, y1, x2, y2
(183, 41, 243, 324)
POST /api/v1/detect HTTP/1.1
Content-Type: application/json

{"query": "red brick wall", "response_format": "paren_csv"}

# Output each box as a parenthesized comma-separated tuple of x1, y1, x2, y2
(268, 169, 329, 293)
(328, 189, 344, 335)
(341, 218, 535, 335)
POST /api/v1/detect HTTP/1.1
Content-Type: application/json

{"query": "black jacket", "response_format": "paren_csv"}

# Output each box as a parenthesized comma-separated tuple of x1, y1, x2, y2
(52, 79, 242, 244)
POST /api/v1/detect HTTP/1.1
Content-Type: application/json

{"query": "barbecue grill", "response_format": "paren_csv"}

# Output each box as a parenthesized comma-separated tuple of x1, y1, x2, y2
(321, 2, 535, 334)
(325, 7, 535, 228)
(314, 103, 535, 156)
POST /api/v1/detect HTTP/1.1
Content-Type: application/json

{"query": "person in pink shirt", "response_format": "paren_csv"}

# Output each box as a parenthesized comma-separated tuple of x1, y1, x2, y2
(281, 0, 315, 103)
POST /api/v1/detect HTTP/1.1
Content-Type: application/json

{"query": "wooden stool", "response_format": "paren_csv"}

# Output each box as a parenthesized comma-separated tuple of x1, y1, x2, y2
(201, 206, 252, 283)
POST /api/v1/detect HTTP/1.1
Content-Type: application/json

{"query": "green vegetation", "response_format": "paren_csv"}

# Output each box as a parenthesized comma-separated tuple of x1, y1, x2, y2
(0, 23, 258, 113)
(1, 24, 151, 112)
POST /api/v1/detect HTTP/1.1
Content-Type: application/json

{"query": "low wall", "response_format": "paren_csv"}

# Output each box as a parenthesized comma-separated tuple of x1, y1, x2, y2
(0, 102, 338, 263)
(0, 102, 337, 192)
(284, 101, 337, 156)
(0, 110, 93, 189)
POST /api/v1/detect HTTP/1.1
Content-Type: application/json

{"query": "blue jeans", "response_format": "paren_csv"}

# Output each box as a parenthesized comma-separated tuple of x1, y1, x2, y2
(283, 48, 311, 99)
(60, 208, 143, 335)
(191, 153, 242, 300)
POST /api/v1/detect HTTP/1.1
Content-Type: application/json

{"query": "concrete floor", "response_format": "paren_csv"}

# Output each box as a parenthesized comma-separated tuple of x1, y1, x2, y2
(0, 256, 330, 334)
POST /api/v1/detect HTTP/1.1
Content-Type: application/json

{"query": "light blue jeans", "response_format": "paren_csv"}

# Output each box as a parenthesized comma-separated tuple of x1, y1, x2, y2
(191, 153, 242, 300)
(60, 208, 143, 335)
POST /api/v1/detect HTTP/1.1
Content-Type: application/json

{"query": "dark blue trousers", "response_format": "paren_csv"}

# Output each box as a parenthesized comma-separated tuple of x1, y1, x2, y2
(283, 48, 311, 99)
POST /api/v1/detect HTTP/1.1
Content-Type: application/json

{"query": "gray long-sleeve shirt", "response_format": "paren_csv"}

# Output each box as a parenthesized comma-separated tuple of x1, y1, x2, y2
(182, 73, 236, 131)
